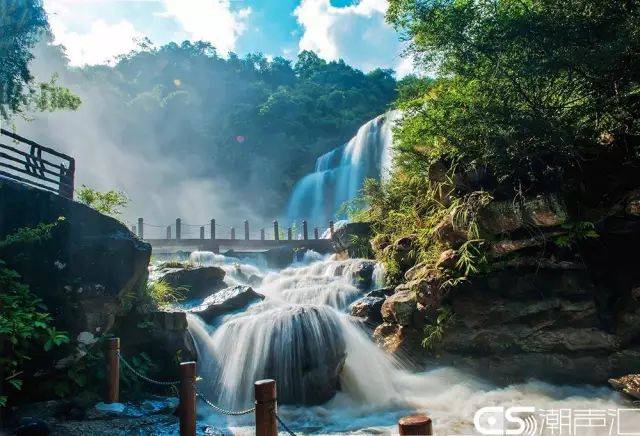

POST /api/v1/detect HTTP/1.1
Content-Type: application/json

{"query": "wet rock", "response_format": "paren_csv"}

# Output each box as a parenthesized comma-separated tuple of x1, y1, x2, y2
(381, 289, 418, 326)
(348, 260, 376, 290)
(188, 285, 264, 322)
(159, 266, 226, 300)
(609, 374, 640, 400)
(373, 323, 405, 353)
(366, 288, 394, 298)
(371, 234, 391, 252)
(350, 296, 385, 324)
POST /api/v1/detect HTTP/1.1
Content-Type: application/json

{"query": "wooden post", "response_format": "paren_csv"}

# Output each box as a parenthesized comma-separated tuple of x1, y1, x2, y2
(329, 220, 335, 240)
(106, 337, 120, 403)
(231, 227, 235, 240)
(261, 228, 265, 240)
(398, 414, 432, 435)
(210, 219, 216, 240)
(255, 379, 277, 436)
(179, 361, 196, 436)
(200, 226, 205, 239)
(287, 227, 292, 241)
(166, 226, 172, 239)
(302, 220, 308, 240)
(176, 218, 182, 240)
(273, 220, 279, 241)
(244, 220, 250, 240)
(138, 218, 144, 239)
(314, 227, 319, 239)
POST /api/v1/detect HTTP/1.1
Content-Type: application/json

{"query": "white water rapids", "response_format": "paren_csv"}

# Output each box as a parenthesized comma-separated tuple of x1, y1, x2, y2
(182, 252, 639, 435)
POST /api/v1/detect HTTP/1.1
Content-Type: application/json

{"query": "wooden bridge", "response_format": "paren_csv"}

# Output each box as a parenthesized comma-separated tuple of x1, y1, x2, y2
(134, 218, 336, 254)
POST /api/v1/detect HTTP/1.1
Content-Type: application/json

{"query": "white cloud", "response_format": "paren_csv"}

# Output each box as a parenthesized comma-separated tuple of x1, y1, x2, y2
(294, 0, 412, 74)
(48, 16, 143, 66)
(159, 0, 251, 55)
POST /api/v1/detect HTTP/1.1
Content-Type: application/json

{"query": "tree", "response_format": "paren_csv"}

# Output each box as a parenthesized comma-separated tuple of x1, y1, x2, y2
(0, 0, 80, 120)
(387, 0, 640, 192)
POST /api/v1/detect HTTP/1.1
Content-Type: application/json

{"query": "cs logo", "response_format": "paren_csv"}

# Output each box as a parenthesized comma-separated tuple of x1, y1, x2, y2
(474, 406, 538, 435)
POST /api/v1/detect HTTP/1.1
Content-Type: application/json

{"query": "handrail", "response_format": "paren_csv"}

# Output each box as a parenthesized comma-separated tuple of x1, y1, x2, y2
(0, 129, 75, 199)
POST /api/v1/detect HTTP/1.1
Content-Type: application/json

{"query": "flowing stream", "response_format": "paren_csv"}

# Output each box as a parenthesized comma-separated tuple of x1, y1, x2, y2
(183, 252, 638, 435)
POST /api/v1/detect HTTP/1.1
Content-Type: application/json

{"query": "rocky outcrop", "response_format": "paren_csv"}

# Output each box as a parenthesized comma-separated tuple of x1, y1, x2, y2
(188, 285, 264, 322)
(157, 266, 226, 300)
(332, 222, 372, 257)
(0, 179, 151, 342)
(372, 188, 640, 384)
(609, 374, 640, 400)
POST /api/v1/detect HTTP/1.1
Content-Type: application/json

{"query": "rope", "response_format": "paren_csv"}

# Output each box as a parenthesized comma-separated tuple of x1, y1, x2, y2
(118, 352, 179, 386)
(195, 387, 255, 416)
(276, 413, 297, 436)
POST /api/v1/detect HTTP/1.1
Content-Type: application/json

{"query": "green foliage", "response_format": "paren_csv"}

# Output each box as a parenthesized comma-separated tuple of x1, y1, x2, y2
(0, 260, 69, 400)
(348, 234, 373, 259)
(146, 280, 185, 309)
(388, 0, 640, 190)
(554, 221, 599, 248)
(0, 0, 80, 120)
(76, 185, 129, 217)
(0, 217, 64, 249)
(421, 306, 455, 351)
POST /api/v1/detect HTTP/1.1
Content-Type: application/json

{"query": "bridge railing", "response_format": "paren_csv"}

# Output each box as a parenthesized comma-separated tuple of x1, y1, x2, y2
(0, 128, 75, 198)
(132, 218, 336, 242)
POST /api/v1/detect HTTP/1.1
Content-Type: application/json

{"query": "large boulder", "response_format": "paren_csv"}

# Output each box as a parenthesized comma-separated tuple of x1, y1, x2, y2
(0, 179, 151, 340)
(478, 194, 568, 235)
(188, 285, 264, 322)
(332, 222, 373, 257)
(157, 266, 226, 300)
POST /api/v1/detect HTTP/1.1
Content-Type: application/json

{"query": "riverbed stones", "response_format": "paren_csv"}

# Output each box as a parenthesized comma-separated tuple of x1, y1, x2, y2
(187, 285, 264, 322)
(609, 374, 640, 400)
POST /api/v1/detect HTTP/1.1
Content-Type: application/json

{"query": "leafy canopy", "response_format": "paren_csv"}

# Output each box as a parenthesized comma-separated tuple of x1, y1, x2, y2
(387, 0, 640, 190)
(0, 0, 80, 120)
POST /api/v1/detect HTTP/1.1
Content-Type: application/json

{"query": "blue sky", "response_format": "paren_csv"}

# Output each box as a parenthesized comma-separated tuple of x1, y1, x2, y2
(43, 0, 413, 75)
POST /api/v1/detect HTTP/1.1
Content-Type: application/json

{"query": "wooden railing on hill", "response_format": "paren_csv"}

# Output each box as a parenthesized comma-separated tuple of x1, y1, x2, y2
(0, 128, 75, 198)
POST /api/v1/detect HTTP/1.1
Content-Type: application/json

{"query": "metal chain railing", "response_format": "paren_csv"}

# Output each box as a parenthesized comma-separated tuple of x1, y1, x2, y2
(195, 386, 255, 416)
(118, 352, 179, 386)
(276, 413, 298, 436)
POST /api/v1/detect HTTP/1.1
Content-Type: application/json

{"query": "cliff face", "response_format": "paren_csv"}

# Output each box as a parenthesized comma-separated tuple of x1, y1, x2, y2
(0, 178, 151, 355)
(369, 189, 640, 384)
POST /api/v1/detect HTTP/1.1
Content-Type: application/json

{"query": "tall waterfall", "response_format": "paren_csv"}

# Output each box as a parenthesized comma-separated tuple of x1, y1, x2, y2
(285, 110, 401, 225)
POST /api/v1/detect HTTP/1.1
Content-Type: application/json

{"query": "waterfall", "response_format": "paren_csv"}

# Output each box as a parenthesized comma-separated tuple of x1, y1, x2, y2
(183, 253, 639, 434)
(285, 110, 401, 226)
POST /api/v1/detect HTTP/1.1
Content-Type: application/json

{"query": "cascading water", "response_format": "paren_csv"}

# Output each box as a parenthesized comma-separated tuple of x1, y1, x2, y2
(182, 252, 640, 434)
(285, 111, 401, 225)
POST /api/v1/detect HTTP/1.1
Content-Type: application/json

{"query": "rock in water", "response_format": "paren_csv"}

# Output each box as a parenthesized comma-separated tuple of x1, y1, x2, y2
(159, 266, 226, 300)
(188, 285, 265, 322)
(350, 296, 385, 324)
